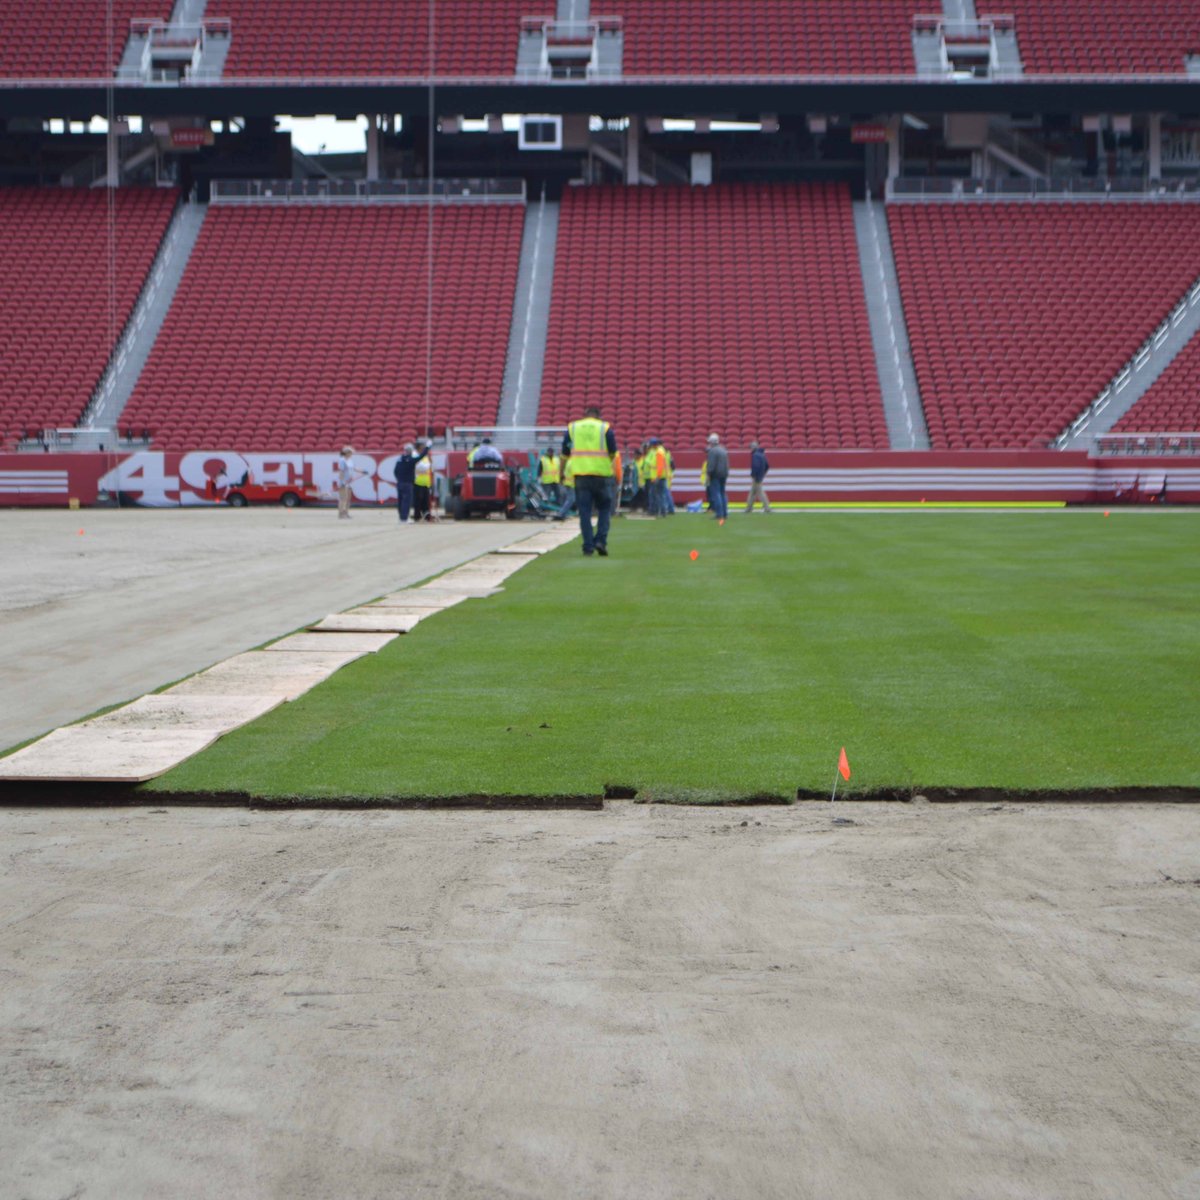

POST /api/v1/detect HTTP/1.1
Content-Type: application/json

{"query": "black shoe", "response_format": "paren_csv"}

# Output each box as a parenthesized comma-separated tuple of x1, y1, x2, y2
(596, 545, 608, 557)
(582, 548, 594, 556)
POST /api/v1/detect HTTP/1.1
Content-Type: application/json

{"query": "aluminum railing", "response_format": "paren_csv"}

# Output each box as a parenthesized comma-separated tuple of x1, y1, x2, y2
(1056, 276, 1200, 448)
(1092, 433, 1200, 456)
(210, 178, 526, 205)
(888, 176, 1200, 201)
(449, 426, 567, 451)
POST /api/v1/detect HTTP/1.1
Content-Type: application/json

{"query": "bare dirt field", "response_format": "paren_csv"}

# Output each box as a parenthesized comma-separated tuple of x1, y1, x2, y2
(2, 801, 1197, 1200)
(0, 508, 528, 753)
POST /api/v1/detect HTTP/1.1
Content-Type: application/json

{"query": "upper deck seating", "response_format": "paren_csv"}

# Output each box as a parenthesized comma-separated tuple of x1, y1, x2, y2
(121, 203, 524, 451)
(538, 183, 888, 450)
(207, 0, 529, 77)
(1005, 0, 1200, 75)
(0, 0, 169, 78)
(614, 0, 917, 76)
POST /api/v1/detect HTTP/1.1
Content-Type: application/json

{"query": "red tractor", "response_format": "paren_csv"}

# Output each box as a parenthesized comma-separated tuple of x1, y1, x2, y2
(448, 460, 521, 519)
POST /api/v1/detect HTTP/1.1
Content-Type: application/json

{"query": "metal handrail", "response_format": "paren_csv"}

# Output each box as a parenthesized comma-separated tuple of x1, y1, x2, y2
(210, 178, 526, 205)
(888, 176, 1200, 202)
(1092, 433, 1200, 455)
(1056, 276, 1200, 447)
(10, 68, 1200, 86)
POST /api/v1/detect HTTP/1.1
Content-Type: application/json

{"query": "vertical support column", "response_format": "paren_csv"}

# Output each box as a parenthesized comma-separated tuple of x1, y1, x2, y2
(886, 116, 901, 185)
(366, 114, 381, 181)
(106, 124, 120, 187)
(625, 116, 640, 185)
(1148, 113, 1162, 182)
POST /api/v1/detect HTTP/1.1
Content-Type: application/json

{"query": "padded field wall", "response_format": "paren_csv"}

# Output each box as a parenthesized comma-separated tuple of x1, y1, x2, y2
(4, 450, 1199, 506)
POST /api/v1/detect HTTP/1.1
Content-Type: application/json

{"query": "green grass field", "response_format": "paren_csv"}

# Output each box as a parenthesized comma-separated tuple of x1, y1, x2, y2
(147, 512, 1200, 801)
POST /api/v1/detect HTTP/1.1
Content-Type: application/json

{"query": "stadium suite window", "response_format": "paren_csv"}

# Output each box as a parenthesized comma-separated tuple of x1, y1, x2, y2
(519, 116, 562, 150)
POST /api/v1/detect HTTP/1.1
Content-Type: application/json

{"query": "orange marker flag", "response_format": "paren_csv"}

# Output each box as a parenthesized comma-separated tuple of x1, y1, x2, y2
(689, 549, 699, 561)
(831, 746, 851, 802)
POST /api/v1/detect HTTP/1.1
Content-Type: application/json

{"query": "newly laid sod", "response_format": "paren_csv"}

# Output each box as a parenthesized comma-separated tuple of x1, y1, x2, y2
(148, 512, 1200, 799)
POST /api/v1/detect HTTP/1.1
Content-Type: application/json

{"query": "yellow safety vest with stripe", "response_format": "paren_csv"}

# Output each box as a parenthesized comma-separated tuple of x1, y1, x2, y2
(663, 447, 674, 485)
(633, 455, 645, 487)
(539, 454, 560, 485)
(562, 456, 577, 486)
(567, 418, 614, 477)
(414, 455, 432, 487)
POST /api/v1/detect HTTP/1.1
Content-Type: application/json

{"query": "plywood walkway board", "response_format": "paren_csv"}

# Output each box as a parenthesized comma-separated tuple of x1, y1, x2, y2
(0, 726, 223, 782)
(265, 632, 398, 654)
(166, 650, 364, 701)
(412, 583, 503, 598)
(311, 613, 422, 634)
(87, 693, 284, 732)
(374, 591, 468, 609)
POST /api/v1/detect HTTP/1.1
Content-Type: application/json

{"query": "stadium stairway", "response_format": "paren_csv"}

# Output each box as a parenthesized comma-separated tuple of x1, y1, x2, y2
(83, 200, 209, 439)
(498, 194, 559, 429)
(1058, 267, 1200, 448)
(854, 200, 929, 450)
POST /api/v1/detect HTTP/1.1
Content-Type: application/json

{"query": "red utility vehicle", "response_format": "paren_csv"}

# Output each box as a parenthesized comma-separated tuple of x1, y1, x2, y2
(205, 475, 313, 507)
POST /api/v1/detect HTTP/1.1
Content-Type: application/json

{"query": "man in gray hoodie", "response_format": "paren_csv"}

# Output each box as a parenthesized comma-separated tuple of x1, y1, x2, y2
(706, 433, 729, 520)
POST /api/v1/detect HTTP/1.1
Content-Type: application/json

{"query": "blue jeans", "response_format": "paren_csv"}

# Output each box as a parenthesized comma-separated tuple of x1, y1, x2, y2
(650, 479, 669, 516)
(710, 477, 728, 519)
(558, 487, 576, 518)
(395, 482, 414, 521)
(575, 475, 612, 552)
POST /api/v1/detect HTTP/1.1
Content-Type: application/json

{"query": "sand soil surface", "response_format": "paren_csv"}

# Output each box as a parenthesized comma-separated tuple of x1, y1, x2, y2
(0, 509, 530, 752)
(2, 801, 1197, 1199)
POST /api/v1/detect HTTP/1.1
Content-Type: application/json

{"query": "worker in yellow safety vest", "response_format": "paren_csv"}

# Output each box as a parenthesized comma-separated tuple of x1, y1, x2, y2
(539, 447, 562, 505)
(556, 453, 577, 520)
(644, 438, 667, 517)
(414, 443, 435, 522)
(661, 442, 676, 515)
(562, 405, 617, 556)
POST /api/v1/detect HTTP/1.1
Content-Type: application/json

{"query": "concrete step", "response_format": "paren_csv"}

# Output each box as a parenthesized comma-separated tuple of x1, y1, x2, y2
(81, 201, 209, 437)
(853, 200, 930, 450)
(516, 31, 542, 77)
(912, 29, 944, 77)
(498, 197, 560, 430)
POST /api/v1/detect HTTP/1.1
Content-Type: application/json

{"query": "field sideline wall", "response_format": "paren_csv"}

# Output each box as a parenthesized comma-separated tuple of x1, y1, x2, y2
(3, 451, 1199, 507)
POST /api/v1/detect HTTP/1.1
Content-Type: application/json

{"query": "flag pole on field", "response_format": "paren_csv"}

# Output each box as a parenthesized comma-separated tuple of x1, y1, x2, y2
(831, 746, 851, 802)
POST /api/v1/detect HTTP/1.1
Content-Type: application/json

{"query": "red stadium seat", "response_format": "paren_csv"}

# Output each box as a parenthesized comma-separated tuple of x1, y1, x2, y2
(538, 183, 888, 450)
(121, 204, 524, 451)
(0, 188, 177, 447)
(617, 0, 916, 77)
(0, 0, 170, 77)
(208, 0, 529, 77)
(888, 202, 1200, 449)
